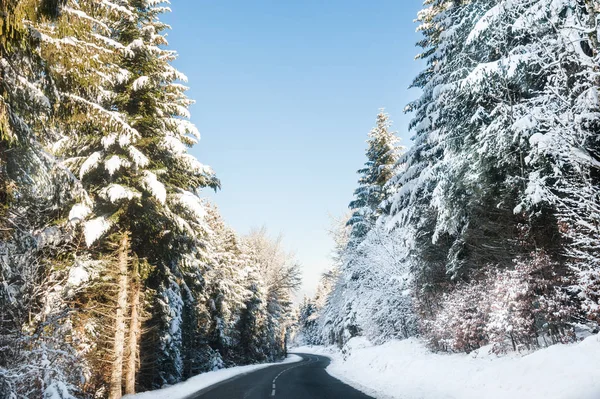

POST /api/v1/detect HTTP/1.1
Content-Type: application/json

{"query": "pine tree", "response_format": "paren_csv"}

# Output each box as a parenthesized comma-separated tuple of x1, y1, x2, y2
(347, 110, 400, 244)
(38, 0, 218, 394)
(0, 2, 87, 397)
(0, 0, 64, 231)
(320, 112, 402, 347)
(202, 205, 251, 366)
(294, 269, 338, 346)
(235, 254, 269, 364)
(436, 0, 599, 324)
(36, 2, 145, 396)
(296, 297, 320, 345)
(381, 0, 599, 350)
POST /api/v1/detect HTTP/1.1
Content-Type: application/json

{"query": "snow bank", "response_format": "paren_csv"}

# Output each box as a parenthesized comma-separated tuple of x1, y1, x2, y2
(124, 355, 302, 399)
(293, 335, 600, 399)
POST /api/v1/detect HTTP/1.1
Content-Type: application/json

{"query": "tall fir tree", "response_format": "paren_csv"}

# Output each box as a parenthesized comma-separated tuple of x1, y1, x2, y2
(383, 0, 599, 348)
(204, 205, 251, 364)
(347, 110, 400, 244)
(41, 0, 218, 395)
(0, 2, 87, 397)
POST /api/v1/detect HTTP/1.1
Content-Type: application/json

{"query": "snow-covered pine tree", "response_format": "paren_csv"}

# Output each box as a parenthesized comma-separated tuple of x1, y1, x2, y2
(383, 0, 497, 311)
(320, 112, 403, 347)
(35, 2, 147, 396)
(0, 2, 87, 397)
(1, 0, 53, 236)
(296, 296, 320, 345)
(347, 110, 400, 244)
(235, 264, 269, 363)
(386, 0, 513, 290)
(204, 205, 251, 366)
(39, 0, 218, 395)
(381, 0, 598, 351)
(111, 1, 218, 390)
(491, 0, 600, 326)
(443, 0, 599, 330)
(0, 0, 65, 232)
(293, 269, 338, 346)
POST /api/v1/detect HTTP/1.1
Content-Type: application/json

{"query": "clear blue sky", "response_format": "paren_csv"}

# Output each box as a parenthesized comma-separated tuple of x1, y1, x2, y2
(162, 0, 424, 297)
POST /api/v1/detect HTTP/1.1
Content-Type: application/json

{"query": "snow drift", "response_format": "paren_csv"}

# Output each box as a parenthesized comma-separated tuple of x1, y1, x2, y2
(294, 334, 600, 399)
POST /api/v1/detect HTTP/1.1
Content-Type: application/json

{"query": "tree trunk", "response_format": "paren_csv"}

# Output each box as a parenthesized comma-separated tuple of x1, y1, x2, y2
(125, 257, 140, 394)
(584, 0, 599, 54)
(0, 140, 10, 237)
(109, 233, 129, 399)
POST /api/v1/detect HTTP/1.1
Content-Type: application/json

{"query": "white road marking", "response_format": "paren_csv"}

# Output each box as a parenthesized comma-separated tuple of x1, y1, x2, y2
(271, 355, 317, 397)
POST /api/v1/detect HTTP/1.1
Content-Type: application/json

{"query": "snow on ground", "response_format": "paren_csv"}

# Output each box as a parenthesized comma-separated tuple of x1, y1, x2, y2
(293, 334, 600, 399)
(124, 355, 302, 399)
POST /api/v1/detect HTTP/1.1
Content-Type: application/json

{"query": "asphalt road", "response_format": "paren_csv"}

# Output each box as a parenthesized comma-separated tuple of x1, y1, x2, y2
(187, 353, 374, 399)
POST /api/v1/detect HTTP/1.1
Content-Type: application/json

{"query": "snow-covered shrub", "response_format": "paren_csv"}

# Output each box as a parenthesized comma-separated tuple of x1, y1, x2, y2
(486, 252, 576, 352)
(421, 278, 488, 353)
(422, 251, 576, 353)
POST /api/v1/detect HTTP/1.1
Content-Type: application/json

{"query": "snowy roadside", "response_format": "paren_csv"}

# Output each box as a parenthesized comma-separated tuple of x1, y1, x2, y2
(293, 334, 600, 399)
(123, 354, 302, 399)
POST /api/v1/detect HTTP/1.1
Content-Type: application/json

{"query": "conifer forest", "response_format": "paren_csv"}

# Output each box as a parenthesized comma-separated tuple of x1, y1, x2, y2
(1, 1, 599, 398)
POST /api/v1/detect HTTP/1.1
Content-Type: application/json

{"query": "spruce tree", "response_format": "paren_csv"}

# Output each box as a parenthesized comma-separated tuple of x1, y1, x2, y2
(435, 0, 599, 324)
(40, 0, 218, 395)
(381, 0, 599, 349)
(204, 205, 250, 364)
(321, 112, 401, 346)
(0, 2, 86, 397)
(347, 110, 399, 244)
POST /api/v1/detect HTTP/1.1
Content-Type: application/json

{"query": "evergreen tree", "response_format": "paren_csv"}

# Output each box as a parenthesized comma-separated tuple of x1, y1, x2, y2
(320, 112, 402, 347)
(0, 2, 85, 397)
(382, 0, 598, 349)
(204, 205, 251, 365)
(236, 271, 268, 363)
(347, 110, 400, 244)
(40, 0, 218, 395)
(296, 297, 319, 345)
(317, 0, 599, 353)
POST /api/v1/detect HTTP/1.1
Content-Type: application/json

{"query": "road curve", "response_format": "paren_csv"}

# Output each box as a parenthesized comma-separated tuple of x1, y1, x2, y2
(186, 353, 374, 399)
